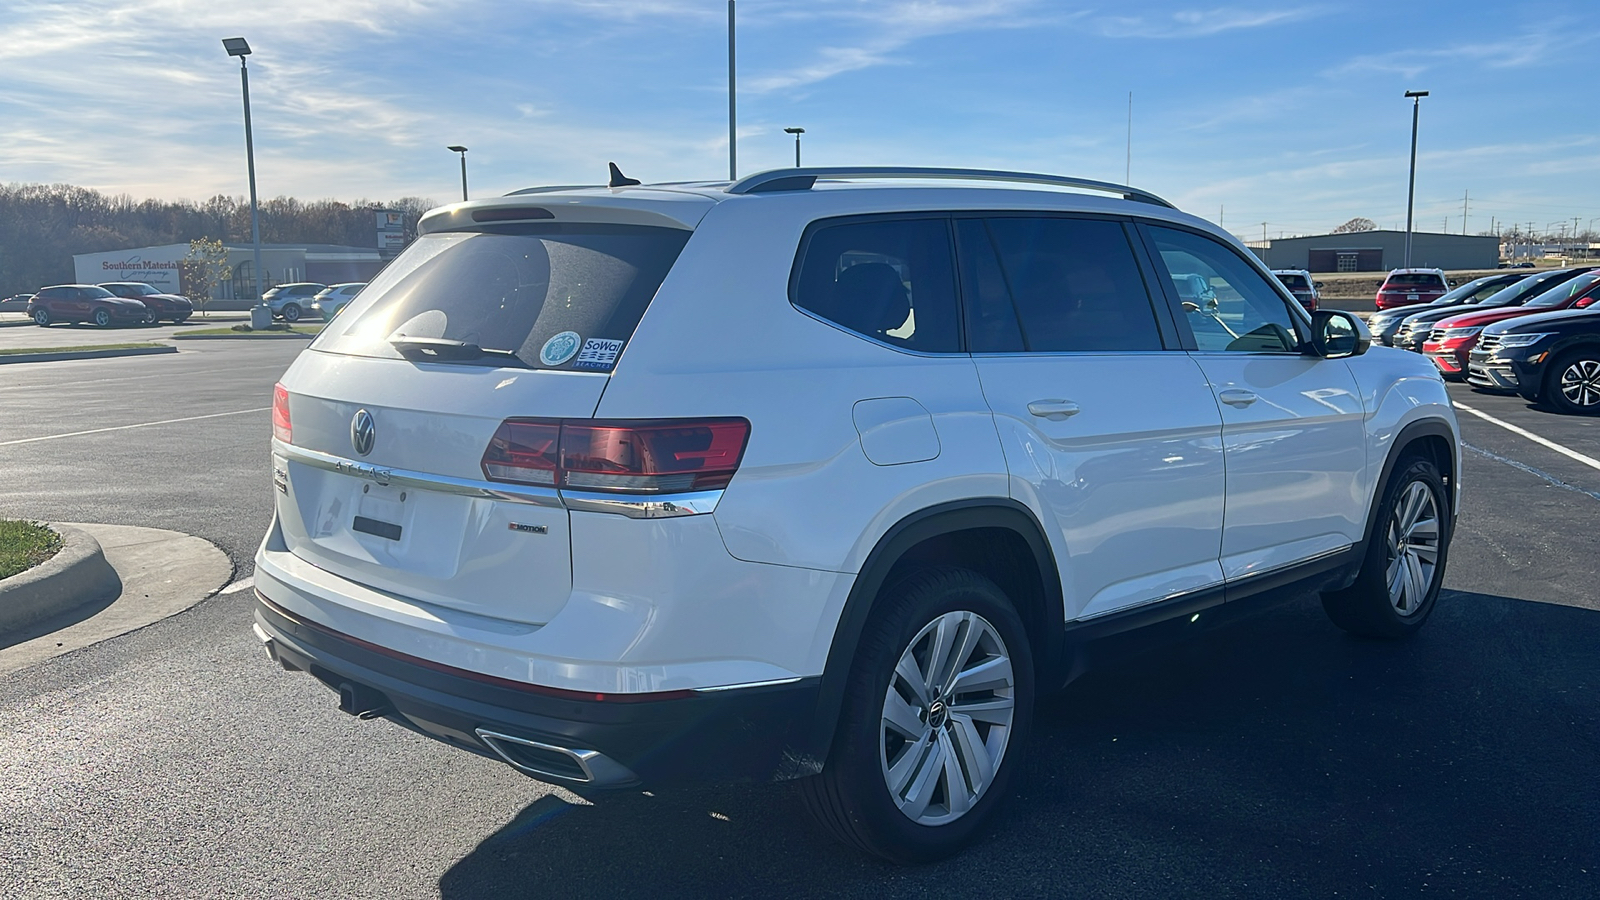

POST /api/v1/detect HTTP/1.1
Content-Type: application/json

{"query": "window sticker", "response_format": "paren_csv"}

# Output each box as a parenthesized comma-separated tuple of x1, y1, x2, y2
(573, 338, 625, 370)
(539, 331, 582, 367)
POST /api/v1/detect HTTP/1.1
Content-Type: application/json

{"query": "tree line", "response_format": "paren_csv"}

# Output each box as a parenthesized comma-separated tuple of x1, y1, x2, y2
(0, 183, 436, 296)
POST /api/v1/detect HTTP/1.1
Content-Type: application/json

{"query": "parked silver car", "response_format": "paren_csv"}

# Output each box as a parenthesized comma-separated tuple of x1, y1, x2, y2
(310, 283, 365, 320)
(262, 283, 327, 322)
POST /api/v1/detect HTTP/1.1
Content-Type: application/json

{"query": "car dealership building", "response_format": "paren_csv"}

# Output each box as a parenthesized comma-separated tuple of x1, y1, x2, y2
(1250, 230, 1499, 272)
(73, 242, 384, 305)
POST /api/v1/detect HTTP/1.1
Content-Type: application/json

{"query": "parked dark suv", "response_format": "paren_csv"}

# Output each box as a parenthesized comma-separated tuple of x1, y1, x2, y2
(1468, 306, 1600, 414)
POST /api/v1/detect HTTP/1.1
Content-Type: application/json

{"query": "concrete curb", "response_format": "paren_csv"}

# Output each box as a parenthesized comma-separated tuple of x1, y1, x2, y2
(0, 524, 121, 637)
(171, 332, 316, 340)
(0, 523, 233, 674)
(0, 345, 177, 365)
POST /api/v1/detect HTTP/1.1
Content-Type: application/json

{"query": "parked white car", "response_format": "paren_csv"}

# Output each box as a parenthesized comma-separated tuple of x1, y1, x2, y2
(310, 282, 365, 320)
(252, 167, 1459, 863)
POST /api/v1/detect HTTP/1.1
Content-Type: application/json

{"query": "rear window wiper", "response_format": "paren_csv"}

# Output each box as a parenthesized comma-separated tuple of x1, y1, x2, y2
(389, 336, 535, 368)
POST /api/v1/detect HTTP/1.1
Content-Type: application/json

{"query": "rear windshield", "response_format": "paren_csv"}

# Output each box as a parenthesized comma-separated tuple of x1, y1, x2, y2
(1385, 273, 1445, 287)
(1275, 273, 1309, 289)
(1480, 270, 1575, 307)
(312, 223, 690, 371)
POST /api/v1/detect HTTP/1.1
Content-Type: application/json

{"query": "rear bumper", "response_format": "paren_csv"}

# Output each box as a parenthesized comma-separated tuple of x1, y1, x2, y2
(253, 594, 824, 788)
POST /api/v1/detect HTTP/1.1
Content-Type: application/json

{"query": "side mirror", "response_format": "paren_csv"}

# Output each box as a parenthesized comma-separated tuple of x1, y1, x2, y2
(1309, 310, 1370, 358)
(1576, 296, 1596, 309)
(1313, 281, 1325, 290)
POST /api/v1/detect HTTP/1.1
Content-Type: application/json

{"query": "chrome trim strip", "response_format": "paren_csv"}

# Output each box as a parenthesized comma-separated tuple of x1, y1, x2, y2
(276, 441, 562, 507)
(1227, 545, 1354, 583)
(562, 489, 724, 519)
(692, 676, 804, 693)
(274, 441, 723, 517)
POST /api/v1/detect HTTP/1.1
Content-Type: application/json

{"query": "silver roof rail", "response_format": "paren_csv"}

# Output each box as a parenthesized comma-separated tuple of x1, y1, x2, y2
(725, 166, 1175, 208)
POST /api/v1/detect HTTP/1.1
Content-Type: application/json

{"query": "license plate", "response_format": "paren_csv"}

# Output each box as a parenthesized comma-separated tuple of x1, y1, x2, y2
(1406, 294, 1419, 301)
(355, 484, 407, 541)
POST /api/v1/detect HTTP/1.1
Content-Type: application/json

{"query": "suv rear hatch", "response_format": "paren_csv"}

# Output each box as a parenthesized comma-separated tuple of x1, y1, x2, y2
(272, 197, 703, 625)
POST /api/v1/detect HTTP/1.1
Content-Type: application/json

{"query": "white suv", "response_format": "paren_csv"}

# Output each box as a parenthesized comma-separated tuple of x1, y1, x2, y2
(252, 167, 1459, 863)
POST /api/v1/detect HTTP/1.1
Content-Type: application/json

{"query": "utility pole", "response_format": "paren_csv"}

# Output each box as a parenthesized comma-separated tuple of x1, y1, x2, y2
(1462, 190, 1469, 234)
(727, 0, 737, 181)
(1261, 222, 1268, 244)
(1125, 91, 1132, 184)
(1219, 204, 1223, 226)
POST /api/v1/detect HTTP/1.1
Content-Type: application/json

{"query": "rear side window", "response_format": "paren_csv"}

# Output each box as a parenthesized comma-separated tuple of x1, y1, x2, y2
(792, 217, 960, 353)
(1276, 273, 1309, 290)
(313, 223, 690, 371)
(958, 216, 1164, 353)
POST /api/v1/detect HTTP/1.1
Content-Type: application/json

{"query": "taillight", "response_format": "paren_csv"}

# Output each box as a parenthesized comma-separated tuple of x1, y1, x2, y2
(481, 418, 750, 494)
(272, 383, 292, 443)
(482, 420, 560, 485)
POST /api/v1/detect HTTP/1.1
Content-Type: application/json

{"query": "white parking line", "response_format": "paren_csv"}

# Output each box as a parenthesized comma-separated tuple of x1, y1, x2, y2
(219, 576, 255, 595)
(1453, 401, 1600, 472)
(0, 407, 270, 447)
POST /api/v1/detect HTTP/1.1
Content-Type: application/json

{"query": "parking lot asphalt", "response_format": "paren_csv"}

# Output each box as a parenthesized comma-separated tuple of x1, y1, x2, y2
(0, 345, 1596, 899)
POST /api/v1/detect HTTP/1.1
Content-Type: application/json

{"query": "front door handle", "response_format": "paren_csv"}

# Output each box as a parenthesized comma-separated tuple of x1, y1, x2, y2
(1218, 389, 1259, 408)
(1027, 399, 1081, 420)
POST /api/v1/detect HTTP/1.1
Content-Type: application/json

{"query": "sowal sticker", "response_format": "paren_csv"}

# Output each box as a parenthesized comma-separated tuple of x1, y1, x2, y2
(574, 338, 625, 370)
(539, 331, 582, 367)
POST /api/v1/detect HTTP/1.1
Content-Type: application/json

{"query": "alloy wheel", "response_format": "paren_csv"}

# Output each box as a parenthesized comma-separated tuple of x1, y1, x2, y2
(879, 610, 1015, 826)
(1385, 481, 1440, 616)
(1559, 359, 1600, 408)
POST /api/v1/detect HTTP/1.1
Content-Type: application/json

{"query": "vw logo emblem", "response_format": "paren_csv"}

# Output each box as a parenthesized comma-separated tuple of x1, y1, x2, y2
(350, 409, 376, 457)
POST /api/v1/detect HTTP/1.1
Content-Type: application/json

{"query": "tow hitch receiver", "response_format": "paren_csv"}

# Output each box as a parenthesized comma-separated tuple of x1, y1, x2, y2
(337, 681, 392, 720)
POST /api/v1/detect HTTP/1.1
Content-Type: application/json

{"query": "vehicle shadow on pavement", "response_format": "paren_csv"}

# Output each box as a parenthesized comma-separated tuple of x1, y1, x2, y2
(439, 590, 1600, 899)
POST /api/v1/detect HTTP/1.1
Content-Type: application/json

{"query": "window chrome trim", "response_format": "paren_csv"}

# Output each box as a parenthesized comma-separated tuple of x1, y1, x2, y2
(273, 441, 722, 518)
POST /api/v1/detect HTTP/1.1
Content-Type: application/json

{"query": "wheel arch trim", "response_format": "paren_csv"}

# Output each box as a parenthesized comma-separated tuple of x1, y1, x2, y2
(797, 498, 1063, 771)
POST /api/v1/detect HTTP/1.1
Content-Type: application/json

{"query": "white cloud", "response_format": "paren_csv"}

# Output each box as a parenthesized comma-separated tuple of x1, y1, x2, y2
(1093, 6, 1323, 39)
(1325, 23, 1593, 78)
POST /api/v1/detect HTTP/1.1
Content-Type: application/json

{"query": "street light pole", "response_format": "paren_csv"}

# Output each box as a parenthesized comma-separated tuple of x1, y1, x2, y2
(784, 127, 805, 166)
(223, 37, 268, 329)
(727, 0, 737, 180)
(448, 146, 469, 201)
(1403, 90, 1429, 269)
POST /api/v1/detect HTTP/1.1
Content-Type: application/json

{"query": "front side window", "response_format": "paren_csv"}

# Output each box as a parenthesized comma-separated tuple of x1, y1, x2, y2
(792, 217, 960, 353)
(1148, 226, 1301, 353)
(958, 216, 1164, 353)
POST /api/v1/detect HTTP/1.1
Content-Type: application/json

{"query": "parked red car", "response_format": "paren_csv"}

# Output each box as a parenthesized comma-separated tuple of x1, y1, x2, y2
(99, 282, 193, 323)
(1422, 272, 1600, 378)
(27, 284, 152, 327)
(1375, 268, 1450, 310)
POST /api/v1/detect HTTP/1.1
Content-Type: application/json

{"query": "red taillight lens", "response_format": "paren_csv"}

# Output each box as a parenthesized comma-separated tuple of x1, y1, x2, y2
(272, 383, 292, 443)
(480, 418, 751, 494)
(481, 420, 561, 485)
(561, 419, 750, 493)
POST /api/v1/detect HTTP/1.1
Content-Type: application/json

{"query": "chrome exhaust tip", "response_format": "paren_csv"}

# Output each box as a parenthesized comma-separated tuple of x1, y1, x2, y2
(475, 729, 638, 788)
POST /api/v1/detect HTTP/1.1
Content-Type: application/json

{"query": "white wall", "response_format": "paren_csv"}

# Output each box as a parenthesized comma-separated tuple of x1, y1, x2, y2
(73, 244, 190, 294)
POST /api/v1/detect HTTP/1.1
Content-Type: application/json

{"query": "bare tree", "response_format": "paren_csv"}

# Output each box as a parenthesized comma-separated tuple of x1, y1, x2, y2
(1332, 217, 1378, 234)
(180, 238, 232, 317)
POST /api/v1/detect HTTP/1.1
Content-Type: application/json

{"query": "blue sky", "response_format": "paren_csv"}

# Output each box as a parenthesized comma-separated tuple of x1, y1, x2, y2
(3, 1, 1597, 241)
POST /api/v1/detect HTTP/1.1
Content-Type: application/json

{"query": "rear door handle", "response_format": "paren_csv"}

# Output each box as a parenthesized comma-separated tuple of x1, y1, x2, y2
(1218, 389, 1259, 408)
(1027, 399, 1081, 420)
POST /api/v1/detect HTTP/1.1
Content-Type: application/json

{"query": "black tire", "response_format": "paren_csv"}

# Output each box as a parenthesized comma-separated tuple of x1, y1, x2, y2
(1542, 349, 1600, 415)
(282, 304, 302, 323)
(798, 567, 1034, 864)
(93, 307, 111, 327)
(1321, 456, 1450, 638)
(32, 308, 50, 326)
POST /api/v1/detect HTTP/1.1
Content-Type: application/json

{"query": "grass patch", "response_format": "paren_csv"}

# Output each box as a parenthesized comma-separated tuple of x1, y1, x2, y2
(178, 323, 322, 336)
(0, 342, 165, 356)
(0, 520, 63, 581)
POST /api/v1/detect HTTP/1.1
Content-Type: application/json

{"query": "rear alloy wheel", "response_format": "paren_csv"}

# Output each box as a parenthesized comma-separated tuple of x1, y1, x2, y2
(799, 567, 1033, 864)
(1322, 457, 1449, 638)
(282, 304, 302, 323)
(93, 308, 111, 327)
(32, 308, 51, 326)
(1546, 352, 1600, 415)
